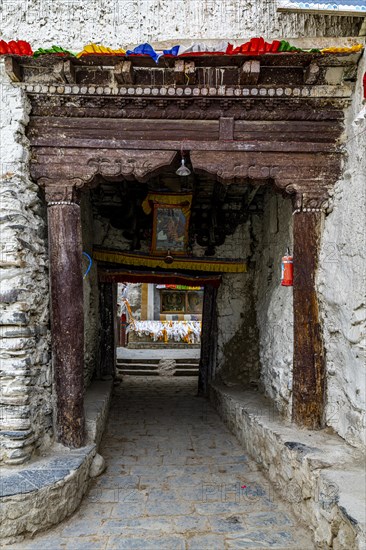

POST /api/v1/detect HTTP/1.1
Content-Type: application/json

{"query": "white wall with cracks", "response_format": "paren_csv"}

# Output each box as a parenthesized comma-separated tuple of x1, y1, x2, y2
(0, 0, 365, 467)
(317, 54, 366, 450)
(0, 0, 362, 49)
(253, 191, 294, 420)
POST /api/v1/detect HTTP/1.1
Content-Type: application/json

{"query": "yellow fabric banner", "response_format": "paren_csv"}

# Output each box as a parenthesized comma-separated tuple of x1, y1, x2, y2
(93, 249, 247, 273)
(142, 193, 193, 216)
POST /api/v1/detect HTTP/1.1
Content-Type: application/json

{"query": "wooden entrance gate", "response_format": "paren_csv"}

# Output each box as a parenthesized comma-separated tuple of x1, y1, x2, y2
(6, 49, 359, 446)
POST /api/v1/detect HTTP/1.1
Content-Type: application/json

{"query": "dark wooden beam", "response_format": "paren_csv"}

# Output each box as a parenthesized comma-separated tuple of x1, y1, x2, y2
(5, 56, 22, 82)
(29, 136, 341, 154)
(63, 59, 76, 84)
(219, 117, 234, 141)
(240, 60, 260, 85)
(292, 211, 325, 429)
(174, 60, 185, 85)
(304, 63, 320, 85)
(47, 201, 85, 447)
(115, 61, 134, 84)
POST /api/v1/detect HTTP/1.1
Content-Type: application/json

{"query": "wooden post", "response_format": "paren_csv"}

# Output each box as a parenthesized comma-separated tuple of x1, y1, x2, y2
(292, 211, 325, 429)
(47, 198, 85, 447)
(198, 285, 218, 396)
(99, 282, 116, 377)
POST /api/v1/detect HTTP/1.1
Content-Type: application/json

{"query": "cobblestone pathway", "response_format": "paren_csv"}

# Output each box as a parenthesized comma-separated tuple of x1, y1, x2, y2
(13, 377, 315, 550)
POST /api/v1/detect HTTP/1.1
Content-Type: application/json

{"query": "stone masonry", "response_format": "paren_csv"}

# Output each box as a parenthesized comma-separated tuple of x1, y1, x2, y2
(0, 64, 51, 465)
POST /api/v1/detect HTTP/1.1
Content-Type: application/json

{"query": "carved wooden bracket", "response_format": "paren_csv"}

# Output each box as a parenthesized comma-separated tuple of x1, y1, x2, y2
(31, 150, 178, 202)
(190, 150, 342, 212)
(42, 181, 84, 204)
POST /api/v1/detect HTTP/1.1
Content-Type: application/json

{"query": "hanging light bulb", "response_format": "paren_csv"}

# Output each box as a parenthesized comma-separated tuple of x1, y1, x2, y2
(176, 158, 191, 177)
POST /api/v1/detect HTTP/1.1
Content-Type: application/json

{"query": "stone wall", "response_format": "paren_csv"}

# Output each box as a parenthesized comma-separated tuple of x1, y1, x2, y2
(253, 191, 294, 419)
(0, 63, 51, 465)
(0, 0, 362, 49)
(317, 54, 366, 450)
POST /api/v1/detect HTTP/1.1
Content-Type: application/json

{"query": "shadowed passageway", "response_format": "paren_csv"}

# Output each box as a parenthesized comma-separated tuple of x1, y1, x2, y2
(12, 378, 314, 549)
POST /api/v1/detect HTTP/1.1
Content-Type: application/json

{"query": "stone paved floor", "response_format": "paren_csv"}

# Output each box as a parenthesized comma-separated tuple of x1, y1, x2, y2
(12, 377, 315, 550)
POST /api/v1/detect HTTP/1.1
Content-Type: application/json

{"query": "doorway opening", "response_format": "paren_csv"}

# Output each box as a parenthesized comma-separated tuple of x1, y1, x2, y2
(84, 160, 262, 400)
(116, 281, 202, 378)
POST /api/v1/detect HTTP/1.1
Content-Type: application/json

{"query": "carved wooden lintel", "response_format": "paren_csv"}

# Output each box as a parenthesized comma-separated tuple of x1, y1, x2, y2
(190, 150, 340, 210)
(31, 150, 179, 193)
(85, 151, 177, 182)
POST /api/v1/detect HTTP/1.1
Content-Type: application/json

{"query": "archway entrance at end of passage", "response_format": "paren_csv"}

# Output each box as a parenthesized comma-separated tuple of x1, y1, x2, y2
(97, 267, 222, 398)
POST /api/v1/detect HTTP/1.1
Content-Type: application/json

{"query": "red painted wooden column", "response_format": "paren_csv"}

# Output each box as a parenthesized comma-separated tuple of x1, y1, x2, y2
(292, 210, 325, 429)
(46, 191, 85, 447)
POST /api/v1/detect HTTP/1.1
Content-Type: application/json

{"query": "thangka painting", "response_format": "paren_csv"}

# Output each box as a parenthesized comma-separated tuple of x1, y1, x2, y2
(151, 204, 189, 255)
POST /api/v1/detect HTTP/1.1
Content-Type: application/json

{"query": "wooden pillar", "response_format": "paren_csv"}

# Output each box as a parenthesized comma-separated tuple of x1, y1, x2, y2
(198, 285, 218, 396)
(99, 282, 116, 377)
(47, 195, 85, 448)
(292, 211, 325, 429)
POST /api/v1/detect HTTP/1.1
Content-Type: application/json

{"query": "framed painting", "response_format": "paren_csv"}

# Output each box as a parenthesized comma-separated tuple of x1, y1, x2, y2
(161, 290, 185, 313)
(151, 203, 190, 255)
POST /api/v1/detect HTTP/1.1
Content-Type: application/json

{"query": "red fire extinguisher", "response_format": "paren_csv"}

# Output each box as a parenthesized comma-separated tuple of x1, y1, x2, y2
(281, 248, 293, 286)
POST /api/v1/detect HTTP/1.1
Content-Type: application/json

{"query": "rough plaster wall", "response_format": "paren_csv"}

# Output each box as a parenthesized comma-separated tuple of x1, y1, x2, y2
(317, 55, 366, 450)
(93, 213, 149, 254)
(0, 62, 51, 465)
(0, 0, 362, 49)
(215, 223, 260, 387)
(81, 193, 100, 387)
(253, 191, 294, 419)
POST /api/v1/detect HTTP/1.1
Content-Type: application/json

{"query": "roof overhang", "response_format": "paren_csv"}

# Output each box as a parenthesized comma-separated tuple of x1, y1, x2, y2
(4, 49, 363, 106)
(277, 0, 366, 17)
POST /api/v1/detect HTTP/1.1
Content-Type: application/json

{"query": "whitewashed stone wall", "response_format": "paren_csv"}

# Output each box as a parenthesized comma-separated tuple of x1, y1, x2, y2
(0, 0, 361, 49)
(253, 192, 294, 419)
(317, 54, 366, 450)
(0, 64, 51, 465)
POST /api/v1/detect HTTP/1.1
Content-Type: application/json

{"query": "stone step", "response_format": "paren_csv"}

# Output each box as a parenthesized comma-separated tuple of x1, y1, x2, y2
(127, 343, 201, 349)
(116, 362, 199, 370)
(117, 369, 198, 376)
(116, 358, 199, 365)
